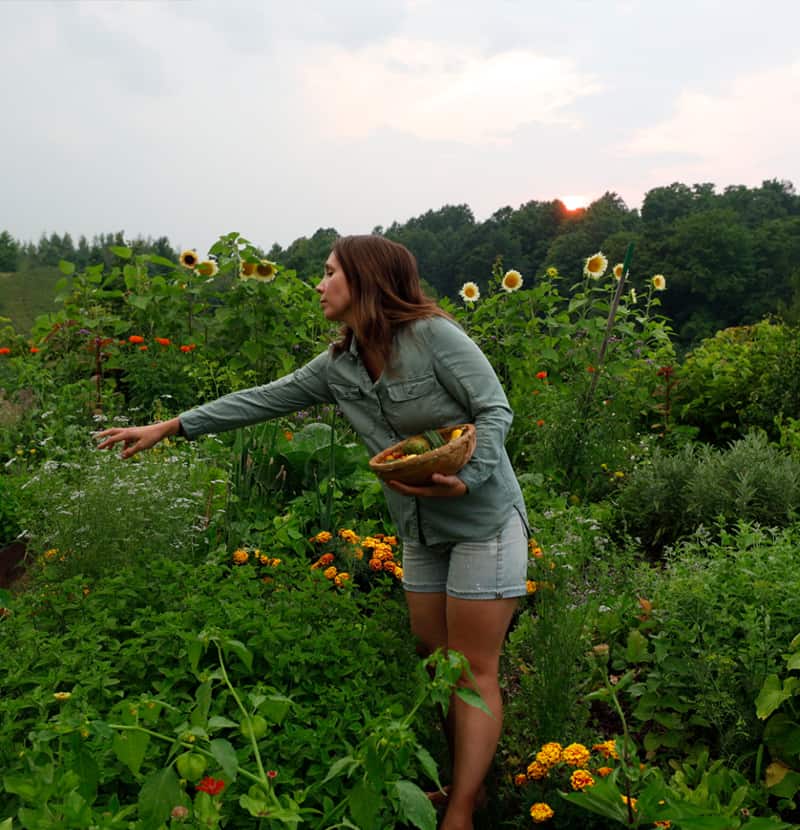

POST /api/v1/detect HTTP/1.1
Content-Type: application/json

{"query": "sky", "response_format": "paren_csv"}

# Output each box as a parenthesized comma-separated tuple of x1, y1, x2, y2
(1, 0, 798, 257)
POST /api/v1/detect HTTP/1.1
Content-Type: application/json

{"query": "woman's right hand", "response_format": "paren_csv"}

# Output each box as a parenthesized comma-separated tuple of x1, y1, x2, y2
(94, 417, 181, 459)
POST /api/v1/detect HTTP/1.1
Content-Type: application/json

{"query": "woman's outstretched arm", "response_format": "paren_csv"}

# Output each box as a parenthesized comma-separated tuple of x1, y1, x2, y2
(94, 417, 182, 459)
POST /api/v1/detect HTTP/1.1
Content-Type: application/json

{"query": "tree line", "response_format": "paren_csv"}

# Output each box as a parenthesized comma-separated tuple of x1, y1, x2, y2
(3, 179, 799, 344)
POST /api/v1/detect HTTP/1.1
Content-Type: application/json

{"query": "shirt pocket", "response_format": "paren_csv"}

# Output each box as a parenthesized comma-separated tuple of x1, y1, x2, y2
(384, 373, 449, 435)
(385, 374, 436, 403)
(330, 382, 363, 402)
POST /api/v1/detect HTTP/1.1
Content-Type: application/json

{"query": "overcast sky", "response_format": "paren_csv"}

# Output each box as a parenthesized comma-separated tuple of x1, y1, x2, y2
(1, 0, 798, 256)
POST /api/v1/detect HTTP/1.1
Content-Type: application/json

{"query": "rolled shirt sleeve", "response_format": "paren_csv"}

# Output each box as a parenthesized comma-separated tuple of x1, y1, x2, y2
(178, 351, 334, 439)
(421, 319, 514, 492)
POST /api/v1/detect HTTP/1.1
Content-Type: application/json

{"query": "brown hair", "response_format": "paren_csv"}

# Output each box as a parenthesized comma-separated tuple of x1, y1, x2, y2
(330, 235, 451, 366)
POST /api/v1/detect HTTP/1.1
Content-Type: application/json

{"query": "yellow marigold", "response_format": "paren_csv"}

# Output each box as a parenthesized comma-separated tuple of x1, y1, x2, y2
(513, 772, 528, 786)
(53, 692, 72, 702)
(312, 531, 332, 544)
(44, 548, 59, 560)
(270, 558, 281, 567)
(596, 766, 613, 777)
(621, 795, 637, 810)
(382, 560, 397, 574)
(530, 546, 543, 558)
(526, 760, 548, 780)
(526, 580, 537, 594)
(323, 566, 337, 580)
(562, 743, 591, 767)
(338, 528, 360, 544)
(393, 566, 404, 579)
(232, 549, 249, 565)
(334, 572, 350, 586)
(570, 769, 595, 790)
(259, 554, 270, 565)
(593, 740, 619, 760)
(353, 547, 364, 559)
(530, 802, 554, 823)
(384, 535, 397, 545)
(369, 558, 383, 571)
(536, 742, 563, 768)
(654, 821, 671, 829)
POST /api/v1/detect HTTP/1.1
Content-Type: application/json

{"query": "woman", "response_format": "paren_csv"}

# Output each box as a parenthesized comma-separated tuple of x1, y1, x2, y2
(96, 235, 528, 830)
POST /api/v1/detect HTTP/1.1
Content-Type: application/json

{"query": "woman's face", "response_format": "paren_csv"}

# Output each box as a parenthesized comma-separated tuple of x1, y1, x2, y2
(316, 252, 353, 325)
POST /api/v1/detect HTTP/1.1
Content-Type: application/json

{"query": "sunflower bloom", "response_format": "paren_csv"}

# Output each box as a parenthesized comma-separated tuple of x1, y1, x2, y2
(546, 266, 558, 278)
(179, 250, 199, 269)
(652, 274, 666, 291)
(501, 269, 523, 292)
(570, 769, 595, 790)
(196, 259, 219, 278)
(562, 743, 591, 767)
(530, 802, 554, 823)
(255, 260, 277, 282)
(240, 260, 257, 278)
(459, 281, 480, 303)
(584, 252, 608, 279)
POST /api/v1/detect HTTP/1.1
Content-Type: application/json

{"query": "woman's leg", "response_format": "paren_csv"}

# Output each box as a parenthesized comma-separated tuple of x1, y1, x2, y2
(440, 595, 518, 830)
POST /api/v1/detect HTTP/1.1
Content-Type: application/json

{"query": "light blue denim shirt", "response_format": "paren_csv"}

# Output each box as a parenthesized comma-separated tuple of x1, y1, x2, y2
(179, 316, 528, 544)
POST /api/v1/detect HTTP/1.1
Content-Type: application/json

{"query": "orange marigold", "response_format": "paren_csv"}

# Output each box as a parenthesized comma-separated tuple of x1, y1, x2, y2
(593, 740, 619, 760)
(530, 802, 554, 823)
(513, 773, 527, 786)
(526, 760, 548, 780)
(536, 742, 563, 768)
(312, 531, 333, 544)
(562, 743, 591, 767)
(323, 566, 337, 580)
(596, 766, 613, 777)
(232, 549, 249, 565)
(570, 769, 595, 790)
(369, 558, 383, 571)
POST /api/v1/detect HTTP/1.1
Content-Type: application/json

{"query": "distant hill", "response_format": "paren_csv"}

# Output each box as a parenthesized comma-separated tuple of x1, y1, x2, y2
(0, 267, 62, 335)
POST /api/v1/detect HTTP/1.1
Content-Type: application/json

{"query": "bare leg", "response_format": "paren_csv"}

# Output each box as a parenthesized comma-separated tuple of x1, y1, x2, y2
(440, 596, 518, 830)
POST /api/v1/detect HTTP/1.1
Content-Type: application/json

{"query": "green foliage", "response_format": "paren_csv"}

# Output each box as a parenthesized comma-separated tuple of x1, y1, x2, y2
(614, 433, 800, 552)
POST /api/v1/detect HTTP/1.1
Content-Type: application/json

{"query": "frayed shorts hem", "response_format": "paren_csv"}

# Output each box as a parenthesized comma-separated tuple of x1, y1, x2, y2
(403, 584, 528, 601)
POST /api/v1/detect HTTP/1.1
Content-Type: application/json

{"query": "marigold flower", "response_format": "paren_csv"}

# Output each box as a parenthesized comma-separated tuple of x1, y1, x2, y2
(570, 769, 595, 790)
(514, 772, 528, 786)
(44, 548, 59, 560)
(318, 553, 335, 566)
(654, 821, 671, 828)
(652, 274, 666, 291)
(196, 259, 219, 278)
(312, 531, 332, 544)
(593, 740, 619, 759)
(196, 776, 225, 795)
(613, 263, 624, 280)
(338, 528, 360, 544)
(501, 269, 523, 292)
(369, 558, 383, 571)
(526, 580, 537, 594)
(587, 365, 595, 373)
(284, 430, 293, 441)
(393, 566, 404, 580)
(128, 335, 145, 344)
(459, 281, 480, 303)
(323, 566, 337, 580)
(0, 347, 10, 355)
(596, 766, 613, 777)
(584, 252, 608, 279)
(155, 337, 171, 346)
(621, 795, 637, 810)
(614, 470, 624, 479)
(270, 558, 281, 567)
(382, 560, 397, 574)
(334, 572, 350, 586)
(530, 546, 543, 558)
(526, 759, 547, 779)
(384, 535, 397, 545)
(179, 249, 199, 269)
(530, 802, 554, 823)
(53, 691, 72, 702)
(232, 549, 249, 565)
(536, 742, 563, 768)
(535, 370, 547, 380)
(562, 743, 591, 767)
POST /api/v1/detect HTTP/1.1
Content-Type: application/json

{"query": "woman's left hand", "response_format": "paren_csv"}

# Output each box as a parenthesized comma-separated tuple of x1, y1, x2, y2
(387, 473, 467, 498)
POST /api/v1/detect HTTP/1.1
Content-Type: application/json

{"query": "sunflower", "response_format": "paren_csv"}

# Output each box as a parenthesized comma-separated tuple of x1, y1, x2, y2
(652, 274, 666, 291)
(240, 260, 257, 278)
(179, 249, 199, 269)
(254, 260, 277, 282)
(546, 266, 559, 278)
(613, 263, 624, 280)
(584, 252, 608, 279)
(459, 281, 480, 302)
(196, 259, 219, 278)
(501, 269, 523, 292)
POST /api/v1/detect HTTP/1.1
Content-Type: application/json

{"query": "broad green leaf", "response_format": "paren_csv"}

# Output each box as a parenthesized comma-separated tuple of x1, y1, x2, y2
(128, 295, 151, 310)
(323, 754, 359, 784)
(756, 674, 792, 719)
(58, 259, 75, 275)
(261, 693, 292, 725)
(415, 746, 441, 790)
(223, 638, 253, 672)
(210, 738, 238, 779)
(3, 774, 38, 800)
(137, 767, 181, 830)
(191, 681, 212, 728)
(393, 780, 436, 830)
(0, 817, 13, 830)
(348, 780, 380, 828)
(455, 686, 491, 716)
(148, 254, 176, 268)
(786, 652, 800, 671)
(110, 245, 132, 259)
(112, 729, 149, 775)
(208, 715, 239, 731)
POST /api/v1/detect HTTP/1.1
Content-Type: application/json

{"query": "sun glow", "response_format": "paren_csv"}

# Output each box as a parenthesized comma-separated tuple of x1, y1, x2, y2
(561, 194, 590, 211)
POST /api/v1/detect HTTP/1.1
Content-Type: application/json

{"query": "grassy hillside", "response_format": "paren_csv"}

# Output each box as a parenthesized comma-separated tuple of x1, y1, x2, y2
(0, 267, 62, 335)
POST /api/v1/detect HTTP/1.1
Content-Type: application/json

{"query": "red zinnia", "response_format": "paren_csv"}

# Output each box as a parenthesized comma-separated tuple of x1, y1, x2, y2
(196, 776, 225, 796)
(128, 335, 145, 344)
(139, 345, 148, 351)
(180, 343, 196, 353)
(0, 347, 10, 355)
(536, 419, 545, 427)
(536, 371, 547, 380)
(155, 337, 171, 346)
(30, 347, 40, 354)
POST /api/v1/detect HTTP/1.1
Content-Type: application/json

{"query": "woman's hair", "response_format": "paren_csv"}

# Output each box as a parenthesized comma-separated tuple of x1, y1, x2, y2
(330, 234, 451, 366)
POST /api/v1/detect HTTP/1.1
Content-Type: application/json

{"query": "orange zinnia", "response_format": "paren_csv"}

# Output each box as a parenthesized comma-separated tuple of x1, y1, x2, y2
(128, 335, 145, 344)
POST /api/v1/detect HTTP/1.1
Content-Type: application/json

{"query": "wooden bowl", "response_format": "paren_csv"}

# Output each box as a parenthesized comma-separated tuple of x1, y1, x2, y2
(368, 424, 476, 486)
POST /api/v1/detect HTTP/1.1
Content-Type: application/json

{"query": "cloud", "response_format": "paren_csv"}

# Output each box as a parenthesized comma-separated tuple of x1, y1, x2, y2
(623, 61, 800, 183)
(301, 38, 602, 144)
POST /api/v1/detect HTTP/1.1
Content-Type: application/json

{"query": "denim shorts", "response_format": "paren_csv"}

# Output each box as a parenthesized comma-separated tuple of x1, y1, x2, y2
(401, 509, 528, 600)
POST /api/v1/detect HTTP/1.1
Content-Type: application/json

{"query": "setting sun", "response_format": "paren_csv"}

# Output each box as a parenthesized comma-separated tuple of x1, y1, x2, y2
(561, 194, 590, 211)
